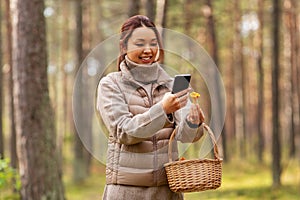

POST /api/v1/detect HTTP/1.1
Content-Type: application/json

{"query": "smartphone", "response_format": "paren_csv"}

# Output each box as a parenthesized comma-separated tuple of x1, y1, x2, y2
(172, 74, 191, 94)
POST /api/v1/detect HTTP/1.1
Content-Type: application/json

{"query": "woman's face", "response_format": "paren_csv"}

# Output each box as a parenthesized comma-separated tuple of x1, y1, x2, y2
(126, 27, 159, 65)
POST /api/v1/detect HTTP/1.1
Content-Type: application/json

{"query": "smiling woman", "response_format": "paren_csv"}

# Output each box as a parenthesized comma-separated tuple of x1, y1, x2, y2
(96, 15, 205, 200)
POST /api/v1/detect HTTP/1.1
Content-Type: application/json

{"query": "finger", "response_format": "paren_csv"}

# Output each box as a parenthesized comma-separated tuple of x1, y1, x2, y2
(178, 94, 189, 107)
(174, 88, 191, 98)
(192, 105, 199, 120)
(188, 105, 199, 123)
(173, 97, 181, 109)
(169, 93, 178, 104)
(178, 93, 188, 102)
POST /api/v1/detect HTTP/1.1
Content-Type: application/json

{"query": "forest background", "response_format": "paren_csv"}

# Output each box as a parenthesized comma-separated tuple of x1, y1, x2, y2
(0, 0, 300, 199)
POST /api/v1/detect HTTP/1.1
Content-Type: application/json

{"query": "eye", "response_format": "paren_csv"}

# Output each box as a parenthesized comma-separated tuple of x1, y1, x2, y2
(135, 43, 144, 47)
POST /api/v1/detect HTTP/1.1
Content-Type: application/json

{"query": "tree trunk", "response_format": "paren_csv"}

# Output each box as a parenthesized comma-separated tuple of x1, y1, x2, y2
(72, 0, 92, 182)
(223, 2, 236, 162)
(128, 0, 140, 17)
(284, 0, 298, 158)
(5, 0, 18, 175)
(296, 4, 300, 157)
(257, 0, 265, 162)
(145, 0, 155, 21)
(204, 0, 226, 160)
(82, 0, 93, 176)
(11, 0, 65, 198)
(155, 0, 167, 28)
(73, 0, 85, 182)
(297, 8, 300, 157)
(233, 0, 246, 158)
(240, 9, 248, 159)
(183, 0, 193, 35)
(271, 0, 282, 188)
(0, 0, 3, 159)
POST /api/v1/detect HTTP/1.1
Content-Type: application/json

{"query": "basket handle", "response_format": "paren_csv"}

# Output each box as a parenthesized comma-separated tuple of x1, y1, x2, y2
(168, 123, 221, 163)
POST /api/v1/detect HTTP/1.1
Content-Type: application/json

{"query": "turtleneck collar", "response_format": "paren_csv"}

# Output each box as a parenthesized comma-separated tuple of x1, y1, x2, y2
(124, 56, 159, 84)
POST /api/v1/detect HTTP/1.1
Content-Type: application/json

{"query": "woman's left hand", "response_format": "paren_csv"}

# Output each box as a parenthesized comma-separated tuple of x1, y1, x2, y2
(187, 103, 205, 125)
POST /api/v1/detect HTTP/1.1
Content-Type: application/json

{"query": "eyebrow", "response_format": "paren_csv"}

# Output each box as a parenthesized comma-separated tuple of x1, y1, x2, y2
(134, 38, 157, 42)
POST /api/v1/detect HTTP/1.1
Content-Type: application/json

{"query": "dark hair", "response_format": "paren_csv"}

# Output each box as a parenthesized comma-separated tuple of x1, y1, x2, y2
(117, 15, 164, 70)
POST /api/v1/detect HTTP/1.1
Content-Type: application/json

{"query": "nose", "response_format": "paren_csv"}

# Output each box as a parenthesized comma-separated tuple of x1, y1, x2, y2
(143, 45, 151, 53)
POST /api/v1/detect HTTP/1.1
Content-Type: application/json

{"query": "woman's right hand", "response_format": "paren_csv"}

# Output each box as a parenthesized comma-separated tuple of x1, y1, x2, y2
(161, 88, 191, 114)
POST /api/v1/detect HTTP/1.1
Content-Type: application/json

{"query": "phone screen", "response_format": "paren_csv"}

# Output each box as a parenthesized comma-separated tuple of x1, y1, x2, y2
(172, 74, 191, 94)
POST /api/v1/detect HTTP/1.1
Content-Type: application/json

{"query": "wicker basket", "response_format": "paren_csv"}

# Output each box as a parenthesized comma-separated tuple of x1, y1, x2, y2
(164, 124, 223, 193)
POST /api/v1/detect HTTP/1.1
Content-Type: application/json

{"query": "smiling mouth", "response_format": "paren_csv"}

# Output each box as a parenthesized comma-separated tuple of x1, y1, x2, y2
(140, 56, 152, 62)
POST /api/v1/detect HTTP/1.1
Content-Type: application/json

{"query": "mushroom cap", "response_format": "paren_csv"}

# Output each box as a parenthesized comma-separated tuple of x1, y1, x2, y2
(190, 91, 200, 98)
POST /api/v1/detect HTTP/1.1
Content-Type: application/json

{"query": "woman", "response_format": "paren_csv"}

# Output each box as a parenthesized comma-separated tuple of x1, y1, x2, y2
(97, 15, 205, 200)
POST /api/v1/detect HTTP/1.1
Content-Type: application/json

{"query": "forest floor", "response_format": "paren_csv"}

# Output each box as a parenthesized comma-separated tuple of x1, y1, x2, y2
(64, 158, 300, 200)
(2, 158, 299, 199)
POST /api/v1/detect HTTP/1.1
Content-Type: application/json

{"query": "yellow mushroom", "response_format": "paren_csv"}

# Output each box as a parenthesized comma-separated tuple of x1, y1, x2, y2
(190, 92, 200, 104)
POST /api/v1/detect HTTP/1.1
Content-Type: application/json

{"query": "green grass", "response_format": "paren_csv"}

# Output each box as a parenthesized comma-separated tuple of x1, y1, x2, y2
(184, 159, 300, 200)
(64, 158, 300, 200)
(64, 162, 106, 200)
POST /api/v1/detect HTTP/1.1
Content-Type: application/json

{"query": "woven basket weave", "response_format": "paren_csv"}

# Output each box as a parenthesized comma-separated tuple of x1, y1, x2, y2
(164, 124, 223, 193)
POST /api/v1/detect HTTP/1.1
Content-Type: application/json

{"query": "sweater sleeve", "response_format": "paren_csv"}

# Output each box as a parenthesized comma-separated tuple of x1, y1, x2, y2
(96, 75, 168, 145)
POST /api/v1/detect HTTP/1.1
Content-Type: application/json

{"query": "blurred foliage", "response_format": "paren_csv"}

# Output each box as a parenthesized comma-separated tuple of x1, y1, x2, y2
(0, 158, 21, 199)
